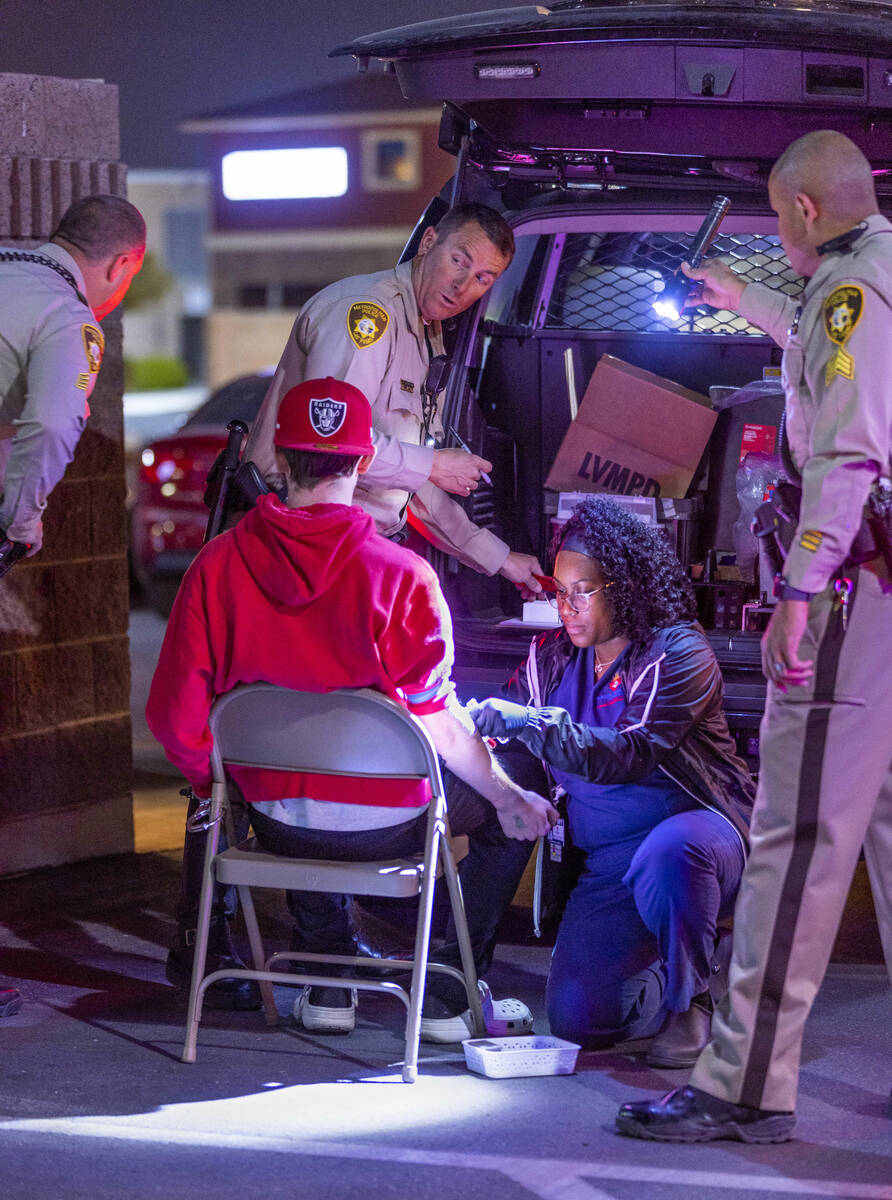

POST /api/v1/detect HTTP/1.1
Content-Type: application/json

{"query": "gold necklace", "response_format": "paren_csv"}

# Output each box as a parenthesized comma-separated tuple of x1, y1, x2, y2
(594, 652, 616, 675)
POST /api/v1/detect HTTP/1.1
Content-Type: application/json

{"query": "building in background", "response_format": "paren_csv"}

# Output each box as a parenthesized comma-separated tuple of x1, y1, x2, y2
(181, 71, 453, 386)
(123, 169, 211, 382)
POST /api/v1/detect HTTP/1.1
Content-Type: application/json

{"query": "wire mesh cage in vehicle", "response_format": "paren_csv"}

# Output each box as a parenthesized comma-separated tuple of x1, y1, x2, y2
(545, 232, 802, 335)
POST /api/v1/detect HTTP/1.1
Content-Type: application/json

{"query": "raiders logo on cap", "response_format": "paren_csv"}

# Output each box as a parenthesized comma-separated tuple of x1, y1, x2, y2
(309, 396, 347, 438)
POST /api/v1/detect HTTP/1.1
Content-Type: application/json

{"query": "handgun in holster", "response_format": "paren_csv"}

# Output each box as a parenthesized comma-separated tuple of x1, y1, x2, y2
(202, 419, 275, 543)
(0, 531, 29, 580)
(865, 476, 892, 573)
(751, 481, 802, 575)
(752, 474, 892, 577)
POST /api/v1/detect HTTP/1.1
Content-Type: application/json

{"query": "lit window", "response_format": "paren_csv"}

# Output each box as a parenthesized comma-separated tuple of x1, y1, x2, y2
(221, 148, 348, 201)
(361, 129, 420, 192)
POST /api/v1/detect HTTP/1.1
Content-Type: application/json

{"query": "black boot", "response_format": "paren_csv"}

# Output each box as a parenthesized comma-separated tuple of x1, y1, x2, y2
(646, 992, 713, 1068)
(165, 918, 261, 1011)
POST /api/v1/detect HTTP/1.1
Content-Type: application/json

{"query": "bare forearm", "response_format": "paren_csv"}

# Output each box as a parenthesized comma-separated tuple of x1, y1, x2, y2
(420, 702, 518, 809)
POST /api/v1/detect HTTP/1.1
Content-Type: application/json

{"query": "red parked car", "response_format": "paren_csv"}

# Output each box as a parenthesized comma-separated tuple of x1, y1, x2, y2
(130, 372, 272, 610)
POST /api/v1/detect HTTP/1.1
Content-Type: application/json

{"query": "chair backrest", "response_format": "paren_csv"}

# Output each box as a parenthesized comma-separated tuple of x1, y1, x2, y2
(208, 684, 444, 797)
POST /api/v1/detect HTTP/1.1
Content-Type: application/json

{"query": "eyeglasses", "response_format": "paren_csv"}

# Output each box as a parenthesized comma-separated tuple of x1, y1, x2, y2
(545, 583, 611, 613)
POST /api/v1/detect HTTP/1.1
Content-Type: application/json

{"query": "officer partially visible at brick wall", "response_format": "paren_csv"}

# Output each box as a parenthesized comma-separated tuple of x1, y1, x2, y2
(0, 193, 145, 1018)
(0, 193, 145, 574)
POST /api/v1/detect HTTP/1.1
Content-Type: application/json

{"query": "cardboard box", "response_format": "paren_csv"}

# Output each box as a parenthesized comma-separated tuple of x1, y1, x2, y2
(544, 355, 716, 498)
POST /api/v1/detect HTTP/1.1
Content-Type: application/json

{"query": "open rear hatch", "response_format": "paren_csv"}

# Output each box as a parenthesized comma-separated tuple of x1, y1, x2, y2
(333, 2, 892, 724)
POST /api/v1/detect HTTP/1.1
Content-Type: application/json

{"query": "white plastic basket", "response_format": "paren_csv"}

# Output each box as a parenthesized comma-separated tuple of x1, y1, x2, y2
(462, 1035, 581, 1078)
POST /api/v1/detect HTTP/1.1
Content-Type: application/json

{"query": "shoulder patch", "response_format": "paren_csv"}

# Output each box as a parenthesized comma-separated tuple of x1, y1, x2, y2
(823, 285, 862, 385)
(81, 324, 104, 375)
(823, 285, 863, 345)
(347, 301, 389, 349)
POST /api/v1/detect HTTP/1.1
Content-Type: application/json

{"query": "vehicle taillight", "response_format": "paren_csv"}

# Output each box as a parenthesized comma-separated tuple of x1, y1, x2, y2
(139, 445, 218, 491)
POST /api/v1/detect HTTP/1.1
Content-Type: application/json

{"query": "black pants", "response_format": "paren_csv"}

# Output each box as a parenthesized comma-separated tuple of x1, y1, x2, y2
(174, 790, 252, 928)
(248, 763, 537, 1006)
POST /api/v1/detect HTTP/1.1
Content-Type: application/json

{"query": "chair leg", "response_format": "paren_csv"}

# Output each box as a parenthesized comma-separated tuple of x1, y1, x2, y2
(182, 790, 224, 1064)
(238, 883, 278, 1025)
(439, 828, 485, 1038)
(402, 804, 447, 1083)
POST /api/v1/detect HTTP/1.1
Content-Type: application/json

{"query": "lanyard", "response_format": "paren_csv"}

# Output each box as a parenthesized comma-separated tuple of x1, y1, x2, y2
(420, 325, 440, 446)
(0, 250, 88, 307)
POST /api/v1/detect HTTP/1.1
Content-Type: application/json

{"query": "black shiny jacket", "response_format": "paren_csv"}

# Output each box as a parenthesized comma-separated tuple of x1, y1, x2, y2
(502, 621, 754, 849)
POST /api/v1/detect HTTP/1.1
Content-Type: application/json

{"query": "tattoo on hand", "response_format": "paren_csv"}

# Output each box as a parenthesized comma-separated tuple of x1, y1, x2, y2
(514, 815, 525, 829)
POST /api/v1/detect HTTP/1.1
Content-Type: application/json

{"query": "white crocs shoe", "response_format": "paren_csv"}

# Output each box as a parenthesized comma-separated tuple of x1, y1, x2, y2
(479, 980, 534, 1036)
(419, 980, 533, 1044)
(293, 985, 356, 1034)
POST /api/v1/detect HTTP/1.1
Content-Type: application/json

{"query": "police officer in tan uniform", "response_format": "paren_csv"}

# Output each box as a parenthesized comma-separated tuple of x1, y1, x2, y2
(0, 194, 145, 558)
(0, 194, 144, 1016)
(244, 202, 544, 587)
(616, 130, 892, 1143)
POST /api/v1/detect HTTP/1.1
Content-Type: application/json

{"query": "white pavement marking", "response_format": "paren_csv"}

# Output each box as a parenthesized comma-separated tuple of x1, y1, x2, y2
(1, 1120, 890, 1200)
(501, 1161, 616, 1200)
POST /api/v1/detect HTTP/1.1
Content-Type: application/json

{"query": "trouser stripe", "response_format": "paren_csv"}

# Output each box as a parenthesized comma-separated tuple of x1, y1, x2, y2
(738, 578, 851, 1110)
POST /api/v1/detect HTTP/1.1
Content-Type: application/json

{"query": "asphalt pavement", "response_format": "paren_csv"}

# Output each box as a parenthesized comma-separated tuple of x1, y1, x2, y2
(0, 607, 888, 1199)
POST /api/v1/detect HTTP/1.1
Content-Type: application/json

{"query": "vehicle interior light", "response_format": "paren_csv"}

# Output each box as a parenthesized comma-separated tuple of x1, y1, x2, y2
(222, 148, 348, 201)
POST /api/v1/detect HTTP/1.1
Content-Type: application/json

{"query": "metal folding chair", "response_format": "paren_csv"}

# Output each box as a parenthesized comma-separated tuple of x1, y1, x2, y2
(181, 683, 486, 1081)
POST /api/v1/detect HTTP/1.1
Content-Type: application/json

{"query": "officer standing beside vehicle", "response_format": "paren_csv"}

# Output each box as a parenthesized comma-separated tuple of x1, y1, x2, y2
(615, 129, 892, 1143)
(243, 201, 544, 590)
(0, 194, 146, 571)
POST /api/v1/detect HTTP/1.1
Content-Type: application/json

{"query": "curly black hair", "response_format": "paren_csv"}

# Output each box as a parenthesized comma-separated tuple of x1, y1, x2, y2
(551, 496, 696, 641)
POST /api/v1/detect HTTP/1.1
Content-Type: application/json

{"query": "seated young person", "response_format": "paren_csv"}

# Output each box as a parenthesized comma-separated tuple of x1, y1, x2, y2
(470, 497, 754, 1065)
(147, 377, 556, 1042)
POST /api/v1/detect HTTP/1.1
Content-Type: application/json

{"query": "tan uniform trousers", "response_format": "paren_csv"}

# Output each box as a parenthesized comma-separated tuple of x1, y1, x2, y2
(691, 563, 892, 1113)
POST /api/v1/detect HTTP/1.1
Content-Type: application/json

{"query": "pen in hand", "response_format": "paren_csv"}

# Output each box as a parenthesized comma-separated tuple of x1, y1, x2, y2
(447, 425, 493, 486)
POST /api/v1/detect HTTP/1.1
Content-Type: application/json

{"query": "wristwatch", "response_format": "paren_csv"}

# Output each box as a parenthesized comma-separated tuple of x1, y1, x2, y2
(773, 575, 813, 602)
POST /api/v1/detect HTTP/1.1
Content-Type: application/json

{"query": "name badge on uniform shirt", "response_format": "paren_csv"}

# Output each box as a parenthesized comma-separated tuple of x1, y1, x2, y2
(400, 379, 415, 394)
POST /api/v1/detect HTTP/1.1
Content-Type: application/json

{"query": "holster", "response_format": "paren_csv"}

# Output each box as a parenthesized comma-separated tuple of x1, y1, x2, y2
(751, 481, 802, 573)
(751, 477, 892, 572)
(0, 532, 28, 579)
(865, 478, 892, 573)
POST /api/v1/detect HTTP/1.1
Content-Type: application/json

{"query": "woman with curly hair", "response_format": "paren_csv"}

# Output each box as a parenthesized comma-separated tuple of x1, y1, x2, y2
(470, 496, 754, 1063)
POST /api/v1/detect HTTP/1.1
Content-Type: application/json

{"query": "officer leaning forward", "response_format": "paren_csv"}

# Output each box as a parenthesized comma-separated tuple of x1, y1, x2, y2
(243, 201, 544, 590)
(0, 194, 145, 1018)
(615, 129, 892, 1143)
(0, 194, 145, 572)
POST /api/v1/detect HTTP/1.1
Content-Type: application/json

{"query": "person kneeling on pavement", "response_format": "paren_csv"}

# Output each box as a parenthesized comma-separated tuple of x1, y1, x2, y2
(469, 497, 754, 1067)
(146, 377, 557, 1041)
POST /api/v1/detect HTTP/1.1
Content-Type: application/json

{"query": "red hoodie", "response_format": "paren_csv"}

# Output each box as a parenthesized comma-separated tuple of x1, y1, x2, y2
(146, 494, 455, 805)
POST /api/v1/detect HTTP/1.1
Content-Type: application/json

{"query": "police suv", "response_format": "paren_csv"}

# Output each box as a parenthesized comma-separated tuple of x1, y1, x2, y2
(334, 0, 892, 768)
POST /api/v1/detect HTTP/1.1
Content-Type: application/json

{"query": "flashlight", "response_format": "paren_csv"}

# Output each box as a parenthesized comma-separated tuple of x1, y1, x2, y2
(653, 194, 732, 321)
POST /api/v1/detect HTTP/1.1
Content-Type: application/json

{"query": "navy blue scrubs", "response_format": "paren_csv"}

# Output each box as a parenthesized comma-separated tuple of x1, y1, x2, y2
(545, 645, 745, 1046)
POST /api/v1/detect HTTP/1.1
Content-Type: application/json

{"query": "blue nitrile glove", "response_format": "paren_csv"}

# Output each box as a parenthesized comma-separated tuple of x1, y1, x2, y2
(468, 697, 534, 738)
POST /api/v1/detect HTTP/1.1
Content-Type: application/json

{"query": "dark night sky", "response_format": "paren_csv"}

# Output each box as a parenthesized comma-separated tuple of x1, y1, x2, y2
(2, 0, 520, 168)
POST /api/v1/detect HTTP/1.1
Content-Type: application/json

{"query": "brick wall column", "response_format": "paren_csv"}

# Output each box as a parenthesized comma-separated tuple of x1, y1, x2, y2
(0, 73, 134, 874)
